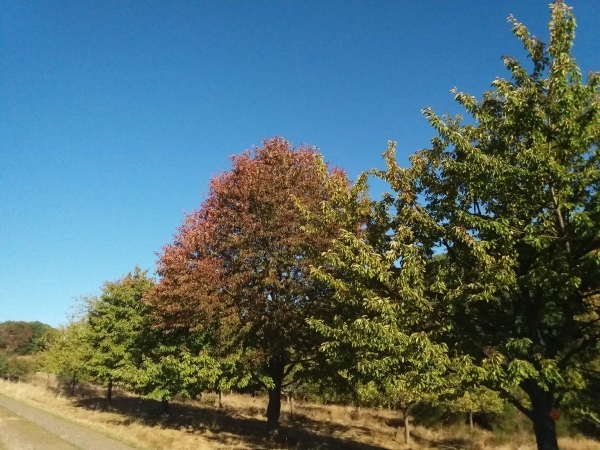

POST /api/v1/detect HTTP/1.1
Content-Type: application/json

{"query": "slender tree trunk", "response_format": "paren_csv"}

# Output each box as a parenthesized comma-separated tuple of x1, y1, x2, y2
(107, 380, 113, 405)
(70, 376, 76, 396)
(395, 409, 410, 444)
(290, 396, 294, 420)
(266, 356, 285, 438)
(161, 398, 169, 414)
(218, 390, 223, 408)
(469, 410, 474, 430)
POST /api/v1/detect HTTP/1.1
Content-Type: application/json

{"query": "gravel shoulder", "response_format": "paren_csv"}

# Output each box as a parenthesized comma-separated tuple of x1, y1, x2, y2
(0, 394, 138, 450)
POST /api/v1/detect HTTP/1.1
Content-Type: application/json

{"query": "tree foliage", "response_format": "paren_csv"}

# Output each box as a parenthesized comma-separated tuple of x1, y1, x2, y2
(43, 319, 93, 394)
(0, 321, 53, 355)
(309, 3, 599, 450)
(148, 137, 349, 433)
(83, 266, 156, 403)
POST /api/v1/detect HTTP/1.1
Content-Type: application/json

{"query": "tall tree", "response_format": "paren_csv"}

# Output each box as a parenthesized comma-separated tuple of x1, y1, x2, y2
(305, 161, 457, 447)
(369, 3, 598, 449)
(309, 3, 598, 450)
(148, 138, 348, 435)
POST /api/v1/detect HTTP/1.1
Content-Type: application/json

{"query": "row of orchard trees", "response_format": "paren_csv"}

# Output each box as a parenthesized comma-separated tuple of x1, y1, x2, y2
(43, 268, 226, 409)
(44, 3, 599, 450)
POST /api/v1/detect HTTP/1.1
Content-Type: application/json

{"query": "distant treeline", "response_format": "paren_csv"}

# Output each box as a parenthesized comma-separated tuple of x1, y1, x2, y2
(0, 321, 54, 355)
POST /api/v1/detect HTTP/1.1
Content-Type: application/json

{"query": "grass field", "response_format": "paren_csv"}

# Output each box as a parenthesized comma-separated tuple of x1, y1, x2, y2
(0, 376, 598, 450)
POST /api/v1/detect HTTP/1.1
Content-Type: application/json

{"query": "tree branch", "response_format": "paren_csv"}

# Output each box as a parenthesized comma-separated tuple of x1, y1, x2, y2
(498, 387, 532, 419)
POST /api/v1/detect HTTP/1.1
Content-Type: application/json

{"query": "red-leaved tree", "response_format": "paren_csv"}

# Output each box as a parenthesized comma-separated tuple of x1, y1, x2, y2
(148, 138, 348, 434)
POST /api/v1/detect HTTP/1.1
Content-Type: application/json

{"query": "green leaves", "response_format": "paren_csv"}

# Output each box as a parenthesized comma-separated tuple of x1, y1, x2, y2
(304, 3, 599, 448)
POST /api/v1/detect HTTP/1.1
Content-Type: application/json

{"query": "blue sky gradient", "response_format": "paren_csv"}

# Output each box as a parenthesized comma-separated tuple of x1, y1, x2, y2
(1, 1, 599, 326)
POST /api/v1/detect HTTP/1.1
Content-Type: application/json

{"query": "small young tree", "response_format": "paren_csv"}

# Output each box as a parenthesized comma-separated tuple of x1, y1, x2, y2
(123, 328, 233, 412)
(448, 386, 504, 430)
(83, 267, 155, 405)
(356, 378, 438, 445)
(44, 319, 93, 395)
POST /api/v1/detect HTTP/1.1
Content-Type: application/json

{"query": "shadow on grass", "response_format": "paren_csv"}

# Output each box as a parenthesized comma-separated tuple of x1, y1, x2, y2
(66, 388, 389, 450)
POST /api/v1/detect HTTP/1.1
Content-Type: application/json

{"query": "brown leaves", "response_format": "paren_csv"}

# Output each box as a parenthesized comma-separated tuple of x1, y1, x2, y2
(147, 137, 348, 359)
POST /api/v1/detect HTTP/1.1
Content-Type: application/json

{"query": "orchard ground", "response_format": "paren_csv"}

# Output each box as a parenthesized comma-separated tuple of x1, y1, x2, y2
(0, 375, 597, 450)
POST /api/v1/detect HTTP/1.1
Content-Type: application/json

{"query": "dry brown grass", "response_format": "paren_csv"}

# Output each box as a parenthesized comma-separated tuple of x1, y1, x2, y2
(0, 376, 598, 450)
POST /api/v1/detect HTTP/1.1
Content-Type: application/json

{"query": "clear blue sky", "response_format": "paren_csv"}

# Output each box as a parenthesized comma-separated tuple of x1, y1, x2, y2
(1, 1, 599, 327)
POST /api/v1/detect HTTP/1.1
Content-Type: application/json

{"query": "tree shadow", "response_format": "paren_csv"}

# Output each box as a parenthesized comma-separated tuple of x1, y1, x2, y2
(72, 392, 390, 450)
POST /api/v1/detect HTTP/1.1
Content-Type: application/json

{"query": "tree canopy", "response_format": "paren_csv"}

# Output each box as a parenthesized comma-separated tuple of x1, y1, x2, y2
(311, 3, 599, 450)
(148, 137, 349, 434)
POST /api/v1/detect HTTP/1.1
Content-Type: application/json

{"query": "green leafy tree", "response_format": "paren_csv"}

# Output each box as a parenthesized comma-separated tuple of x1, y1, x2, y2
(302, 152, 458, 446)
(357, 377, 438, 445)
(561, 355, 600, 431)
(122, 327, 235, 412)
(44, 319, 93, 394)
(447, 386, 504, 430)
(26, 322, 55, 354)
(307, 3, 598, 450)
(83, 267, 155, 404)
(362, 3, 599, 449)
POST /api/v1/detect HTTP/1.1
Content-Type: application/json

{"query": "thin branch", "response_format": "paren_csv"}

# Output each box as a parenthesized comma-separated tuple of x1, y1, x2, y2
(498, 387, 532, 419)
(588, 413, 600, 425)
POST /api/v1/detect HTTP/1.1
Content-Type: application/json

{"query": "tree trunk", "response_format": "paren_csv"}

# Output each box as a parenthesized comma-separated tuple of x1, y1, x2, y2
(107, 380, 113, 405)
(266, 356, 285, 438)
(531, 406, 558, 450)
(70, 376, 76, 396)
(395, 409, 410, 444)
(161, 398, 169, 414)
(469, 410, 474, 430)
(218, 390, 223, 408)
(523, 383, 559, 450)
(290, 396, 294, 420)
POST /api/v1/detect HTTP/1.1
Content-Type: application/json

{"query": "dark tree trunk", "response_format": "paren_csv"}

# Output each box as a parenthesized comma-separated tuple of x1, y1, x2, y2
(70, 376, 77, 396)
(266, 356, 285, 438)
(161, 398, 169, 414)
(107, 380, 113, 405)
(531, 407, 558, 450)
(218, 390, 223, 408)
(523, 383, 559, 450)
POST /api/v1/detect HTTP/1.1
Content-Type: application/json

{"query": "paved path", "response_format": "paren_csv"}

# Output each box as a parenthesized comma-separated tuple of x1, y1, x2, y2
(0, 394, 138, 450)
